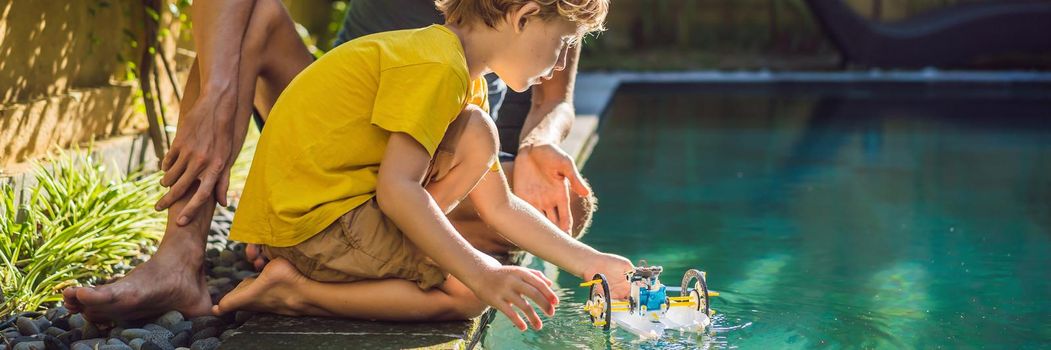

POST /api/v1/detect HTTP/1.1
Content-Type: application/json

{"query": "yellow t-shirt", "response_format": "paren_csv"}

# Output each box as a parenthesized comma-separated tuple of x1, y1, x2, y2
(230, 25, 489, 247)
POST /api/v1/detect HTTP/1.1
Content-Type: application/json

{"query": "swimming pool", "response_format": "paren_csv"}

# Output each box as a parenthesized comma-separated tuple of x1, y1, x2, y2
(481, 82, 1051, 349)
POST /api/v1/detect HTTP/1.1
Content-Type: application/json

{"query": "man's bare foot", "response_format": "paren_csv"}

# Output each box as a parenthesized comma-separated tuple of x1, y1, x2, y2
(213, 258, 315, 316)
(244, 244, 268, 271)
(62, 248, 212, 323)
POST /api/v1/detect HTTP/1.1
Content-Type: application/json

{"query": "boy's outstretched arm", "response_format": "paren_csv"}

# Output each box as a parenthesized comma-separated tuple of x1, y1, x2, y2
(377, 133, 558, 331)
(469, 167, 635, 298)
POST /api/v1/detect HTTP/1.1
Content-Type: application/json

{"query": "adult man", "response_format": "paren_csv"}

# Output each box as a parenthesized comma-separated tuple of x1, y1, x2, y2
(63, 0, 591, 321)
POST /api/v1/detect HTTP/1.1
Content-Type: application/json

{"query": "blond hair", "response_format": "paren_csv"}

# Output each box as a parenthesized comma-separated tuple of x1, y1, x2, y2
(435, 0, 608, 35)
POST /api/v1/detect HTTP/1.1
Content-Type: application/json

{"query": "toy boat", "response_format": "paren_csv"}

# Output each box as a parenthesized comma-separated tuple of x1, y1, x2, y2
(580, 262, 719, 339)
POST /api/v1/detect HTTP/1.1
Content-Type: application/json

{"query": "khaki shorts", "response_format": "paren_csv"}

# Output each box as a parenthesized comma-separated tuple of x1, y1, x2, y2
(264, 114, 473, 290)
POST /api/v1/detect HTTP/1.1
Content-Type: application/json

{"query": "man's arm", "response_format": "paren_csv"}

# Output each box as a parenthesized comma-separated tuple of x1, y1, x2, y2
(156, 0, 257, 224)
(512, 45, 591, 232)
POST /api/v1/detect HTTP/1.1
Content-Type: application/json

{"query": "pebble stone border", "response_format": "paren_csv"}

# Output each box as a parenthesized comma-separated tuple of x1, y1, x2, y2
(2, 207, 257, 350)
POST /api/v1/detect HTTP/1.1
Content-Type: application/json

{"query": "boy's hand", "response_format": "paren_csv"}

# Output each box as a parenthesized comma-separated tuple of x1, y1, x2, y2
(582, 253, 634, 299)
(469, 265, 559, 331)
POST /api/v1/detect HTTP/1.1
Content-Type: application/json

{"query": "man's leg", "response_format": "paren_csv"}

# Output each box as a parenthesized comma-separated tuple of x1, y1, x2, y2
(62, 0, 312, 322)
(214, 107, 499, 320)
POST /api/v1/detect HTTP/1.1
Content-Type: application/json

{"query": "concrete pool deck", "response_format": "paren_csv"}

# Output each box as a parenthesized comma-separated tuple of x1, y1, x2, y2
(217, 69, 1051, 349)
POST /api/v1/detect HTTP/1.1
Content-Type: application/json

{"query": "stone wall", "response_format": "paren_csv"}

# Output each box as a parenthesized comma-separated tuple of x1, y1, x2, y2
(0, 0, 190, 173)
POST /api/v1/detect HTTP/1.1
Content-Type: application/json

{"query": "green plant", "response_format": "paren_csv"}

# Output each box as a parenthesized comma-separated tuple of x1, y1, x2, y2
(0, 151, 166, 316)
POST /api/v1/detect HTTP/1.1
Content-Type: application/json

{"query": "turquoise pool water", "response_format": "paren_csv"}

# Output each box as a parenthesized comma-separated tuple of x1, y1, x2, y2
(481, 83, 1051, 349)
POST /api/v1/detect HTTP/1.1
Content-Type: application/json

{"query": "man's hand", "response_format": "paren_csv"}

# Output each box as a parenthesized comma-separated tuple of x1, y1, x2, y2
(513, 144, 590, 233)
(467, 265, 559, 331)
(155, 95, 236, 226)
(582, 253, 634, 299)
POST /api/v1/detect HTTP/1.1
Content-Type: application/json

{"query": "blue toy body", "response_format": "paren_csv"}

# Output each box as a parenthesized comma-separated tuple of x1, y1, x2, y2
(639, 284, 667, 311)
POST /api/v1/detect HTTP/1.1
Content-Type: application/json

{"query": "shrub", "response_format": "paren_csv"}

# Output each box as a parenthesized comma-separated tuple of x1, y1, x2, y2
(0, 151, 165, 316)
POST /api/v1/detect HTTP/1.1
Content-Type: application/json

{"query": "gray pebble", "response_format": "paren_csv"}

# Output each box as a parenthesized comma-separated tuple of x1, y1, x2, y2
(219, 329, 237, 341)
(51, 317, 70, 331)
(71, 338, 106, 349)
(170, 331, 190, 348)
(72, 344, 92, 350)
(143, 324, 173, 340)
(45, 326, 65, 337)
(218, 250, 237, 266)
(121, 328, 151, 341)
(168, 321, 192, 336)
(141, 339, 175, 350)
(64, 328, 83, 343)
(4, 331, 21, 339)
(108, 338, 128, 346)
(155, 311, 184, 330)
(13, 340, 45, 350)
(211, 267, 235, 279)
(43, 334, 68, 350)
(232, 261, 253, 272)
(46, 307, 70, 321)
(189, 327, 218, 344)
(34, 318, 51, 331)
(233, 311, 253, 325)
(189, 337, 220, 350)
(16, 316, 41, 335)
(9, 334, 37, 344)
(108, 326, 125, 339)
(99, 346, 133, 350)
(188, 317, 222, 334)
(56, 330, 76, 345)
(142, 324, 165, 332)
(10, 335, 38, 345)
(81, 323, 100, 339)
(68, 314, 86, 329)
(204, 278, 231, 288)
(129, 338, 146, 350)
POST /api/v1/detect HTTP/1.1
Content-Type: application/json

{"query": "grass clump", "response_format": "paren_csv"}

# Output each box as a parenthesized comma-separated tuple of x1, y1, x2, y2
(0, 150, 165, 316)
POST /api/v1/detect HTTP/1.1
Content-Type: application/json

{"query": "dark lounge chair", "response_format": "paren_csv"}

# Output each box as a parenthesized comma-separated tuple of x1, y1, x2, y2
(804, 0, 1051, 68)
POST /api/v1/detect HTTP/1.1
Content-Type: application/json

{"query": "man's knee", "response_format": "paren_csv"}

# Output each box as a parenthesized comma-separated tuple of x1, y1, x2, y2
(452, 105, 499, 168)
(254, 0, 286, 26)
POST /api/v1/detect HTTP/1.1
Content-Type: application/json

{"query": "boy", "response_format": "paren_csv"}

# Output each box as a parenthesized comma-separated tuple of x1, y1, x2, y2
(216, 0, 631, 331)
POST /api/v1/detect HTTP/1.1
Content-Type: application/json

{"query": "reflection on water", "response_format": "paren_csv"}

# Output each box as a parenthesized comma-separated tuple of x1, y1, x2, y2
(482, 83, 1051, 349)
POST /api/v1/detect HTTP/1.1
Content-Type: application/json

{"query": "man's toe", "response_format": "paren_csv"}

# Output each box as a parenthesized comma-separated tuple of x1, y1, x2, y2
(75, 286, 115, 306)
(62, 288, 83, 312)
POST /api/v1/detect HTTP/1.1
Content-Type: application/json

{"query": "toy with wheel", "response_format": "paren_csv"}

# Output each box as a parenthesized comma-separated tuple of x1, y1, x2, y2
(580, 262, 719, 339)
(582, 273, 612, 330)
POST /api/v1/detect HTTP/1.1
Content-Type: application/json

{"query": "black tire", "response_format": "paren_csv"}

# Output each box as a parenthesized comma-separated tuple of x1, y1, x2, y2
(681, 269, 710, 316)
(588, 273, 612, 331)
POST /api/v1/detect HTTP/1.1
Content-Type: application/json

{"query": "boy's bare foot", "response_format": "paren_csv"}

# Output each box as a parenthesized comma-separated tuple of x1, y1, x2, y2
(213, 258, 313, 316)
(62, 248, 212, 323)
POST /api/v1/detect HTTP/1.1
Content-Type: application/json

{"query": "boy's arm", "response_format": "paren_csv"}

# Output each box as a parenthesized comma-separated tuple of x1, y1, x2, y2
(470, 166, 634, 297)
(377, 133, 558, 331)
